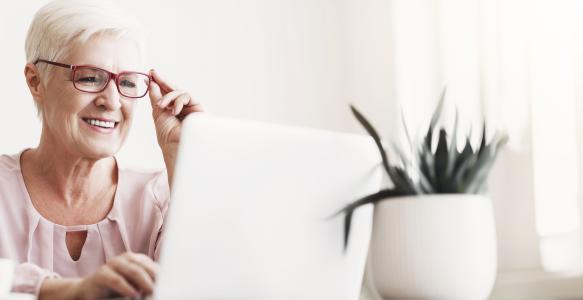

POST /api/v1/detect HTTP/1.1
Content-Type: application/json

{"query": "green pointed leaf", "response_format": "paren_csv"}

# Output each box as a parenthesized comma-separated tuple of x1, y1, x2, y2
(391, 142, 409, 171)
(386, 165, 414, 193)
(425, 87, 448, 150)
(452, 152, 478, 192)
(434, 129, 449, 192)
(454, 137, 474, 175)
(350, 105, 392, 178)
(445, 109, 460, 191)
(465, 155, 496, 193)
(334, 188, 406, 250)
(461, 145, 497, 192)
(478, 121, 487, 155)
(401, 108, 414, 153)
(417, 169, 435, 193)
(419, 143, 437, 189)
(495, 131, 510, 149)
(394, 167, 421, 194)
(464, 131, 509, 193)
(343, 210, 353, 252)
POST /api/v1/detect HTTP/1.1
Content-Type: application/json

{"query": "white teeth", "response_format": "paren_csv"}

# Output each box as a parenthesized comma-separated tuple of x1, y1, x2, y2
(85, 118, 115, 129)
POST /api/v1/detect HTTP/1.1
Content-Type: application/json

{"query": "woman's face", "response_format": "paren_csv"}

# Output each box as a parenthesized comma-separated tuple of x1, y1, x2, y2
(39, 34, 143, 160)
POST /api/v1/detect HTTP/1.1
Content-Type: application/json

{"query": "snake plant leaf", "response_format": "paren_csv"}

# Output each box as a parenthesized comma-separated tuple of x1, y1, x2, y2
(343, 210, 353, 253)
(412, 148, 436, 194)
(453, 152, 478, 192)
(419, 143, 437, 187)
(464, 150, 496, 193)
(446, 109, 460, 178)
(335, 188, 406, 250)
(392, 143, 426, 194)
(425, 87, 448, 150)
(496, 132, 510, 151)
(434, 129, 449, 191)
(461, 131, 507, 193)
(350, 105, 392, 178)
(394, 166, 421, 194)
(465, 131, 509, 192)
(392, 142, 409, 171)
(478, 121, 487, 156)
(417, 168, 435, 193)
(454, 137, 474, 176)
(385, 165, 413, 193)
(401, 108, 414, 153)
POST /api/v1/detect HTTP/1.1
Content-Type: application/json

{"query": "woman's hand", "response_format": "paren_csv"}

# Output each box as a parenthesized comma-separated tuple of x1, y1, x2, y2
(74, 252, 158, 299)
(148, 70, 204, 187)
(148, 69, 204, 148)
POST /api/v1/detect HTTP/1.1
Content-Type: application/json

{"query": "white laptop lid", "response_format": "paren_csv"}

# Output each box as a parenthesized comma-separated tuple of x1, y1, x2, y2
(155, 114, 382, 300)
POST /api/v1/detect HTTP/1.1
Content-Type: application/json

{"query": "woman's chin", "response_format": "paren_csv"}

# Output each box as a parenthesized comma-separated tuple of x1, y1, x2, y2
(80, 144, 120, 160)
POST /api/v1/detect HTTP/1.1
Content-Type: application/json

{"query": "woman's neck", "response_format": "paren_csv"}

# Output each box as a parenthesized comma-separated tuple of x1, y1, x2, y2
(22, 134, 117, 208)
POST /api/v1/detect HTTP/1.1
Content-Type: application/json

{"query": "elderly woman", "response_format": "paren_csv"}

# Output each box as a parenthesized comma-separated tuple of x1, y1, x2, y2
(0, 0, 202, 299)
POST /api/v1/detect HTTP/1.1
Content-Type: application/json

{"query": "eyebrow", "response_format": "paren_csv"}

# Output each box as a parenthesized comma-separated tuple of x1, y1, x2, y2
(78, 64, 144, 74)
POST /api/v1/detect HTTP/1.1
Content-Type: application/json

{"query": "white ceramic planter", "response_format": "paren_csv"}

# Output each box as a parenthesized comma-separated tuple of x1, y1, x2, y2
(369, 194, 497, 299)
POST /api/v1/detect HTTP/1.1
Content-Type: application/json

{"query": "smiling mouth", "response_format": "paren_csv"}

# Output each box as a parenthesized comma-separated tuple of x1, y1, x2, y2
(82, 118, 119, 129)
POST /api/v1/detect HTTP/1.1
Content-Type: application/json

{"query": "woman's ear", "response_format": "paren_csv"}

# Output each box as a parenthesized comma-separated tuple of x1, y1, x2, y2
(24, 63, 44, 105)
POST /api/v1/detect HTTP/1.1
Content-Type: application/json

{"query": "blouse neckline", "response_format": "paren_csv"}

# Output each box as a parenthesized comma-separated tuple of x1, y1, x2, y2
(14, 148, 123, 231)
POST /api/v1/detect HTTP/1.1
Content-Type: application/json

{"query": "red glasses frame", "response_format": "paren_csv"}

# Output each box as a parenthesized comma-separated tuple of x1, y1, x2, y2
(34, 59, 152, 99)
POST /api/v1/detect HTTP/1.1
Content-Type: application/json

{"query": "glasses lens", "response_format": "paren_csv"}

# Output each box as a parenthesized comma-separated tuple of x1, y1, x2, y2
(118, 73, 150, 98)
(73, 67, 108, 92)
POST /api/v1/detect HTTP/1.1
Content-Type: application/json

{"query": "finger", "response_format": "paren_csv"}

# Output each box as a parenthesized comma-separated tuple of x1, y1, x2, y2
(157, 90, 185, 109)
(148, 80, 163, 108)
(99, 265, 140, 297)
(179, 104, 205, 115)
(127, 253, 159, 281)
(176, 105, 205, 121)
(172, 93, 192, 114)
(177, 92, 194, 106)
(178, 92, 200, 108)
(109, 258, 155, 295)
(173, 100, 185, 116)
(150, 69, 178, 94)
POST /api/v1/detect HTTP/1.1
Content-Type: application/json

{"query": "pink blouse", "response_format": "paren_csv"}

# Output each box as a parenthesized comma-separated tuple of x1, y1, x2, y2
(0, 150, 170, 296)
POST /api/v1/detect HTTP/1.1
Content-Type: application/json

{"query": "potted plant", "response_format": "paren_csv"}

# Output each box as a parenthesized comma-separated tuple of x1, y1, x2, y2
(339, 88, 508, 299)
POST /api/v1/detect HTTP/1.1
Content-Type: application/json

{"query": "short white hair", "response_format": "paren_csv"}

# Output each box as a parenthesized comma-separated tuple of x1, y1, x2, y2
(25, 0, 146, 117)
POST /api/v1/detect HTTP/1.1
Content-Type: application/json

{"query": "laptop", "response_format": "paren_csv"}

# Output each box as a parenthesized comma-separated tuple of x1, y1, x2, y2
(154, 114, 382, 300)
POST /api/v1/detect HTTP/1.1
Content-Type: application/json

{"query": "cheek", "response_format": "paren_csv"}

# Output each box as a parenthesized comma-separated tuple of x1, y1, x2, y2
(121, 101, 136, 122)
(48, 85, 87, 110)
(48, 103, 95, 144)
(43, 93, 80, 125)
(117, 102, 136, 136)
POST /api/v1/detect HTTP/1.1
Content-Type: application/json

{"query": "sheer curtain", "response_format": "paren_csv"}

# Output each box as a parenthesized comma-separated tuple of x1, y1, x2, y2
(353, 0, 583, 297)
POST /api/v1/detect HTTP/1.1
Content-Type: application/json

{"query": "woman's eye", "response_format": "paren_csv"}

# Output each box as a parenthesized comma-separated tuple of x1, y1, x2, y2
(120, 80, 136, 88)
(78, 77, 98, 82)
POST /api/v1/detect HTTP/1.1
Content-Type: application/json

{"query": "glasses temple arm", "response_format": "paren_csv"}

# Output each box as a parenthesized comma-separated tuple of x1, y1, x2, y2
(33, 59, 73, 69)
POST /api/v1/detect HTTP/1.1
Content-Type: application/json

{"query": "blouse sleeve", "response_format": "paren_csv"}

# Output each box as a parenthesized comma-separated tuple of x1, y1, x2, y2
(11, 262, 60, 296)
(150, 170, 170, 262)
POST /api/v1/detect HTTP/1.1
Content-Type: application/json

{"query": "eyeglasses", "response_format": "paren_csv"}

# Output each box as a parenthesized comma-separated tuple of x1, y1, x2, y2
(34, 59, 152, 99)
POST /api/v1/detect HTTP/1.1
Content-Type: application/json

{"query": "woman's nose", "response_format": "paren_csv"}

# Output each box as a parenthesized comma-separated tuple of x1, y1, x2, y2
(95, 79, 122, 110)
